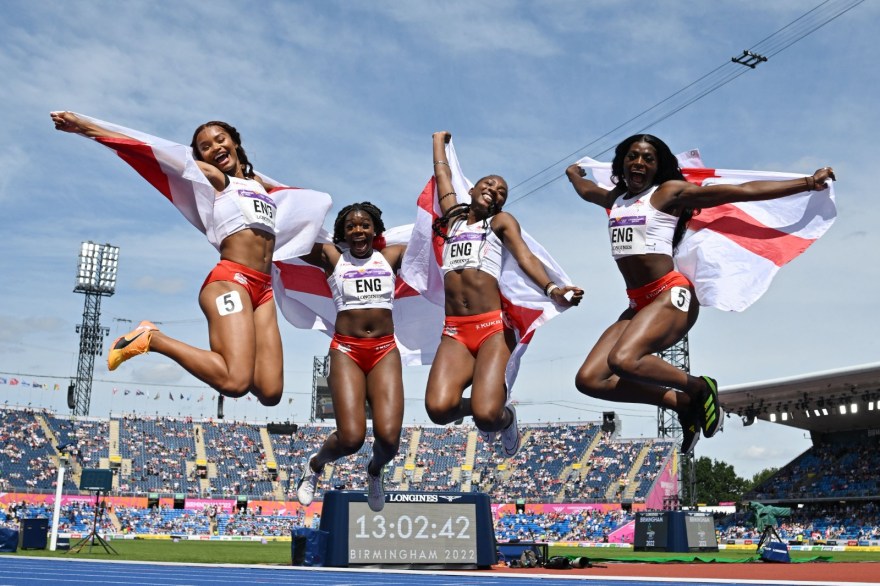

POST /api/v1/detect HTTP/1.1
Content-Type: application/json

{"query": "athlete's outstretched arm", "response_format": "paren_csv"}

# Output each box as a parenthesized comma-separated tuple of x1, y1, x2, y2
(51, 111, 130, 140)
(52, 110, 227, 191)
(494, 212, 583, 307)
(565, 163, 620, 209)
(663, 167, 836, 210)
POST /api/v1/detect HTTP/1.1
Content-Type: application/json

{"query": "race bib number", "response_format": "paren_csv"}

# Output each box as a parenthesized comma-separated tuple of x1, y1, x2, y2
(670, 286, 691, 312)
(216, 290, 244, 316)
(236, 190, 277, 230)
(443, 231, 484, 270)
(340, 268, 393, 306)
(609, 216, 646, 256)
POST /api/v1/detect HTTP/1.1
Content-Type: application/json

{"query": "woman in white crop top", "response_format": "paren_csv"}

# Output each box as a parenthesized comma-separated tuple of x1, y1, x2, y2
(52, 112, 287, 409)
(294, 202, 406, 512)
(566, 133, 835, 453)
(427, 131, 583, 457)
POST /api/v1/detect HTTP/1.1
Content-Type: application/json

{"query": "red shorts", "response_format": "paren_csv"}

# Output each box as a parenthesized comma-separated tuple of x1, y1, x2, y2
(442, 310, 506, 356)
(330, 333, 397, 374)
(626, 271, 692, 313)
(201, 259, 273, 308)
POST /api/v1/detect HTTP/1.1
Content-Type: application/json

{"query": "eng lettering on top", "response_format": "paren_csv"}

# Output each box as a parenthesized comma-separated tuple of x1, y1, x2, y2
(237, 190, 277, 230)
(445, 232, 484, 269)
(609, 216, 647, 256)
(341, 268, 392, 304)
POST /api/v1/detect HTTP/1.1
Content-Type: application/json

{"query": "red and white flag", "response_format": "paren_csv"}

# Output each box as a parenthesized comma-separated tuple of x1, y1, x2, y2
(576, 151, 837, 312)
(70, 114, 332, 261)
(272, 225, 445, 366)
(399, 141, 577, 397)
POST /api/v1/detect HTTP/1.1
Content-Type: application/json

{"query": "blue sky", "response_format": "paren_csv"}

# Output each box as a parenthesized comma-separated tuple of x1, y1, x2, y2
(1, 1, 877, 479)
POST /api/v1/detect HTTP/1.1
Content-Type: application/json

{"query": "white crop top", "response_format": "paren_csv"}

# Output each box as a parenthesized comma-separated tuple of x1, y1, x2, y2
(328, 250, 395, 312)
(440, 217, 503, 280)
(608, 186, 678, 260)
(212, 176, 277, 242)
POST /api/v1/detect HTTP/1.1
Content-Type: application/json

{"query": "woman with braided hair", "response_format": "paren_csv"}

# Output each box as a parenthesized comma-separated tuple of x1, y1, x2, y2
(294, 202, 406, 512)
(426, 131, 583, 458)
(51, 111, 295, 407)
(566, 133, 835, 453)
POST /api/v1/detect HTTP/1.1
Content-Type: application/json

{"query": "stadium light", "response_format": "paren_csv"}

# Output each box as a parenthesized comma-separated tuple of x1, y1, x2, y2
(70, 241, 119, 416)
(75, 242, 120, 294)
(850, 403, 858, 414)
(838, 405, 847, 415)
(769, 413, 777, 423)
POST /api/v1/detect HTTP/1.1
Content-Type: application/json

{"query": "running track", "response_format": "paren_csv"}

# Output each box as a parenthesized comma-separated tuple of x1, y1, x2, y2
(0, 558, 876, 586)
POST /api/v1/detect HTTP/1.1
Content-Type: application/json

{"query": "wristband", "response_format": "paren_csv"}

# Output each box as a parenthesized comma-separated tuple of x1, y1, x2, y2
(544, 282, 559, 297)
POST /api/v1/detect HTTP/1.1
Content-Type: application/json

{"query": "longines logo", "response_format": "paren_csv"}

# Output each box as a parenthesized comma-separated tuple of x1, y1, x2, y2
(386, 494, 465, 503)
(388, 494, 439, 503)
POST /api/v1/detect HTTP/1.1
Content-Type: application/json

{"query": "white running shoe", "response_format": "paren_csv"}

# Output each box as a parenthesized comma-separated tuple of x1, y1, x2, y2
(366, 460, 385, 512)
(500, 405, 521, 457)
(296, 454, 321, 506)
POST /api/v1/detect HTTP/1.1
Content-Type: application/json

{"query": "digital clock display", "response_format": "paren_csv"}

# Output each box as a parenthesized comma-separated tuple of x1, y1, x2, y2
(348, 502, 478, 564)
(320, 490, 495, 568)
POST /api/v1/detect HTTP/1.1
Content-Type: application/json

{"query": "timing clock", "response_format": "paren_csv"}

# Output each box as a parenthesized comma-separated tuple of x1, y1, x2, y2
(320, 490, 496, 568)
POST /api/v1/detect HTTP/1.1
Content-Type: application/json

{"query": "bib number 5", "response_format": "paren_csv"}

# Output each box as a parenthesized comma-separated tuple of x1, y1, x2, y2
(216, 290, 244, 316)
(669, 286, 691, 312)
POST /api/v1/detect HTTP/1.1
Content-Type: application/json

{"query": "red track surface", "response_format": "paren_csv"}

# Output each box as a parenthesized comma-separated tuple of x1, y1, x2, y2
(493, 561, 879, 583)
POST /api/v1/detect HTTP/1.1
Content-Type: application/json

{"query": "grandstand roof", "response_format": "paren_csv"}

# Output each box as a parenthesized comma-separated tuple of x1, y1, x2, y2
(719, 362, 880, 434)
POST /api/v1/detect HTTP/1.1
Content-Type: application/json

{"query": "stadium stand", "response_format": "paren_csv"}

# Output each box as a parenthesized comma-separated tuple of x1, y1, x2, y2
(2, 395, 879, 543)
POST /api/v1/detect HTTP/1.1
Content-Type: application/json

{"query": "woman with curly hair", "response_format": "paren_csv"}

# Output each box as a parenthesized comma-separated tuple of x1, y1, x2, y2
(294, 202, 405, 512)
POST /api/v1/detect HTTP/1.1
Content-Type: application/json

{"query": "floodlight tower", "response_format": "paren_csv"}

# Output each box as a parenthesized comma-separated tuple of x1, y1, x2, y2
(69, 242, 119, 416)
(656, 334, 697, 507)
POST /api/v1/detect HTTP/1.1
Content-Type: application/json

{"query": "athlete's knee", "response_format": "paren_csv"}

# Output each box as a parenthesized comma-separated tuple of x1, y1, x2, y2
(425, 394, 456, 425)
(256, 390, 282, 407)
(216, 377, 251, 398)
(607, 347, 642, 379)
(471, 405, 503, 432)
(575, 373, 600, 397)
(425, 403, 457, 425)
(426, 409, 454, 426)
(335, 428, 366, 455)
(575, 367, 609, 398)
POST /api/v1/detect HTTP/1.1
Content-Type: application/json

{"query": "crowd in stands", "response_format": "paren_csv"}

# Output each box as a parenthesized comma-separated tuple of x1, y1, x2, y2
(201, 421, 274, 498)
(718, 501, 880, 542)
(0, 501, 114, 534)
(496, 509, 633, 542)
(748, 435, 880, 501)
(115, 504, 211, 535)
(119, 415, 195, 494)
(68, 419, 110, 470)
(0, 410, 56, 491)
(3, 407, 679, 508)
(5, 406, 880, 543)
